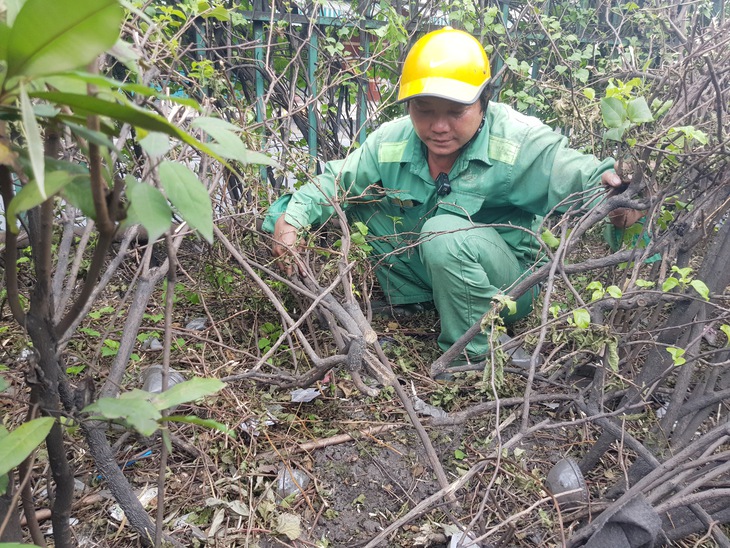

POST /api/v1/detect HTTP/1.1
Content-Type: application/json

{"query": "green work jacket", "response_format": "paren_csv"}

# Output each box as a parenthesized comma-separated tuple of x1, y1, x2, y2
(264, 101, 614, 289)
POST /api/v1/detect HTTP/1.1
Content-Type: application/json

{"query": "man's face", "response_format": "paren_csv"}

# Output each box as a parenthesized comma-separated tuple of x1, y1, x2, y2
(408, 97, 483, 161)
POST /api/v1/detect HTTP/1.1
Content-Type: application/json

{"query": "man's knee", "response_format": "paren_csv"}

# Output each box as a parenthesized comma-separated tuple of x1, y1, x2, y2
(419, 214, 503, 266)
(419, 214, 469, 268)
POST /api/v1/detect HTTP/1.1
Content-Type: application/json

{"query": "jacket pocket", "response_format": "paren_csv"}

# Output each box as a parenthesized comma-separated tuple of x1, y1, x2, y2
(436, 190, 486, 218)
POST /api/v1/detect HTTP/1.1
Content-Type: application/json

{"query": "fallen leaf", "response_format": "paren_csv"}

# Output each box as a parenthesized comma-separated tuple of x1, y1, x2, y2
(276, 512, 301, 540)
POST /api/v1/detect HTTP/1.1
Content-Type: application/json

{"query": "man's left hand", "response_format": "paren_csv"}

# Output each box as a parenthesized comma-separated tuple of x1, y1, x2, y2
(601, 171, 627, 192)
(602, 171, 644, 228)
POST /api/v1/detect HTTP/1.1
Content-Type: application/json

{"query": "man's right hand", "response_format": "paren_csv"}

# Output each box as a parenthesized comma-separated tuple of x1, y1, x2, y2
(272, 215, 303, 276)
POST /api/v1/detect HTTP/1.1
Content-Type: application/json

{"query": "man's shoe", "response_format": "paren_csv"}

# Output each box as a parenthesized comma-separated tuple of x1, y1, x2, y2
(496, 333, 533, 369)
(431, 355, 484, 381)
(430, 335, 539, 380)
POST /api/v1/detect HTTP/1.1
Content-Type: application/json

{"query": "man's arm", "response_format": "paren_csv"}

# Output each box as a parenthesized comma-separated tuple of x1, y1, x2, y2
(265, 129, 385, 275)
(271, 215, 301, 276)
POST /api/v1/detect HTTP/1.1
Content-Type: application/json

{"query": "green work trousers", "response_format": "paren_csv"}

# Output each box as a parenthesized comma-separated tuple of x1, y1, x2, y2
(384, 214, 537, 357)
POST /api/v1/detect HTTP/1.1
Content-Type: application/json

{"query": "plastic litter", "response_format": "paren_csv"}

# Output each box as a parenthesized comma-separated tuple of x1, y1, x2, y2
(497, 333, 534, 369)
(44, 517, 79, 536)
(185, 317, 207, 331)
(449, 531, 481, 547)
(240, 411, 277, 437)
(141, 337, 163, 351)
(545, 458, 589, 511)
(277, 466, 310, 499)
(17, 347, 36, 362)
(411, 381, 447, 418)
(109, 487, 158, 522)
(291, 387, 320, 403)
(142, 364, 185, 394)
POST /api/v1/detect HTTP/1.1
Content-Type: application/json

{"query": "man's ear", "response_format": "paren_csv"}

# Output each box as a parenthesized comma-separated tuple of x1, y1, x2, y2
(480, 83, 494, 112)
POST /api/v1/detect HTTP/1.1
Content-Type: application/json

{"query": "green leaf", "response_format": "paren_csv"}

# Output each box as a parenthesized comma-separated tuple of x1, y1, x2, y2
(201, 5, 230, 20)
(352, 221, 369, 236)
(61, 175, 96, 218)
(32, 103, 60, 118)
(492, 294, 517, 316)
(58, 71, 202, 110)
(671, 266, 693, 281)
(0, 417, 55, 476)
(549, 304, 562, 319)
(590, 289, 604, 302)
(6, 170, 76, 233)
(0, 376, 8, 393)
(606, 285, 623, 298)
(572, 308, 591, 329)
(6, 0, 124, 79)
(575, 68, 589, 83)
(138, 132, 171, 158)
(19, 82, 45, 199)
(84, 391, 161, 437)
(66, 364, 86, 375)
(604, 126, 627, 142)
(192, 117, 278, 167)
(191, 116, 242, 135)
(150, 377, 225, 411)
(65, 121, 118, 151)
(0, 473, 8, 495)
(690, 279, 710, 301)
(582, 87, 595, 100)
(635, 279, 655, 288)
(30, 91, 220, 160)
(670, 126, 709, 146)
(666, 346, 686, 366)
(586, 281, 604, 301)
(662, 277, 680, 292)
(541, 228, 560, 249)
(651, 98, 673, 119)
(158, 161, 213, 243)
(627, 97, 654, 124)
(126, 179, 173, 244)
(600, 97, 627, 129)
(161, 415, 235, 437)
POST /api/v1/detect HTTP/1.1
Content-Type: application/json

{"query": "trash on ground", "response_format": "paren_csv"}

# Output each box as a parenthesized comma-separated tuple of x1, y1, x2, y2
(109, 486, 158, 522)
(545, 458, 589, 511)
(277, 466, 310, 499)
(142, 364, 185, 394)
(290, 387, 321, 403)
(185, 317, 207, 331)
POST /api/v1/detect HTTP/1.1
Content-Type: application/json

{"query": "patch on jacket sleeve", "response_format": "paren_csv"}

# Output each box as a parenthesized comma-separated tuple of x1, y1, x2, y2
(488, 136, 520, 165)
(378, 141, 408, 163)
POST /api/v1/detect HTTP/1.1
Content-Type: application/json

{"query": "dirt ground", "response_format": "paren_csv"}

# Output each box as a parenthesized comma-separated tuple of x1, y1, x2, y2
(2, 241, 724, 548)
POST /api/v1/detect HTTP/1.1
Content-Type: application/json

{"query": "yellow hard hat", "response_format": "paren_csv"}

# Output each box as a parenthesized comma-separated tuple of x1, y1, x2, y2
(397, 27, 491, 104)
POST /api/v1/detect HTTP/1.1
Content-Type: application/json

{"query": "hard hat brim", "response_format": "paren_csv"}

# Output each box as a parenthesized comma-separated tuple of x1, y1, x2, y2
(397, 76, 489, 105)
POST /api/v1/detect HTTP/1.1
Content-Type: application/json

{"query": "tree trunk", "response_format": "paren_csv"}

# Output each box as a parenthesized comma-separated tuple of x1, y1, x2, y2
(0, 474, 23, 543)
